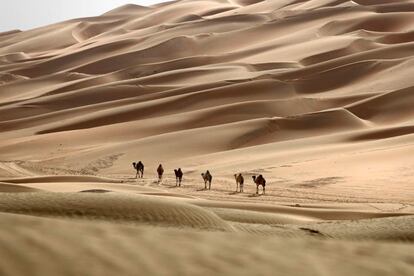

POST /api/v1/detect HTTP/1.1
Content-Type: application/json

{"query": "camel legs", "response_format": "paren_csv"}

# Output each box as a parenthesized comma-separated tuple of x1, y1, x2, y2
(176, 177, 182, 187)
(263, 186, 265, 195)
(208, 181, 211, 190)
(256, 185, 259, 194)
(136, 170, 144, 179)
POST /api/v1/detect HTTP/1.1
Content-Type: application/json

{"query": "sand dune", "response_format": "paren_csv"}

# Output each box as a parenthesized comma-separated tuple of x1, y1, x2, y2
(0, 190, 412, 241)
(0, 0, 414, 275)
(0, 212, 412, 276)
(0, 192, 233, 231)
(0, 183, 39, 193)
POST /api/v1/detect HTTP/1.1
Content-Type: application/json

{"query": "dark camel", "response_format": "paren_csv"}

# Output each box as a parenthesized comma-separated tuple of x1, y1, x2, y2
(252, 175, 266, 195)
(234, 173, 244, 193)
(132, 161, 144, 178)
(201, 170, 212, 190)
(157, 164, 164, 182)
(174, 168, 183, 187)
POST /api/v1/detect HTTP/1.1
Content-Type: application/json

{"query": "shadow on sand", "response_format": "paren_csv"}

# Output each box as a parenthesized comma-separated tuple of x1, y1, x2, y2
(248, 193, 264, 198)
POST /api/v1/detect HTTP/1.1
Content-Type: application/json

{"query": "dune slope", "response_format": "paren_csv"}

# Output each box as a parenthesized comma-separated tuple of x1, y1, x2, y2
(0, 0, 414, 275)
(0, 1, 413, 196)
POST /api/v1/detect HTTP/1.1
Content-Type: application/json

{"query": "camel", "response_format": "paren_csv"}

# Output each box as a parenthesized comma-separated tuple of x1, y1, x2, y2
(252, 174, 266, 195)
(201, 170, 212, 190)
(132, 161, 144, 178)
(157, 164, 164, 182)
(234, 173, 244, 193)
(174, 168, 183, 187)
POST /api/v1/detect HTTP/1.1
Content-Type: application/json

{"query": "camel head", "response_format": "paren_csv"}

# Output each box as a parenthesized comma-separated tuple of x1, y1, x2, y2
(252, 175, 257, 181)
(132, 162, 136, 169)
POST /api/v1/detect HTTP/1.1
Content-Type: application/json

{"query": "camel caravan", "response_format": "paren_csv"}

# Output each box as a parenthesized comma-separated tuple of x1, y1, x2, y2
(132, 161, 267, 195)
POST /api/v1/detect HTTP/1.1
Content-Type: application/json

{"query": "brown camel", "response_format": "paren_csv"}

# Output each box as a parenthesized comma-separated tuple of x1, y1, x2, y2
(174, 168, 183, 187)
(201, 170, 212, 190)
(252, 175, 266, 195)
(234, 173, 244, 193)
(157, 164, 164, 182)
(132, 161, 144, 178)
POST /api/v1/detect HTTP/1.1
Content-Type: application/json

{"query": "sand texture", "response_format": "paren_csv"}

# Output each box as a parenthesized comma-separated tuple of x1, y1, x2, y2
(0, 0, 414, 275)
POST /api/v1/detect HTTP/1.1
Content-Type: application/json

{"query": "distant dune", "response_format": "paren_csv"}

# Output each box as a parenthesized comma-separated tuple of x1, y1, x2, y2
(0, 0, 414, 275)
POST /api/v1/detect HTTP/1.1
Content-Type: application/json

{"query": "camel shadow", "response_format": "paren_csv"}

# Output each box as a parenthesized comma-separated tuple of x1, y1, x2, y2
(228, 191, 239, 195)
(248, 193, 263, 198)
(114, 177, 138, 183)
(196, 188, 209, 192)
(167, 185, 182, 189)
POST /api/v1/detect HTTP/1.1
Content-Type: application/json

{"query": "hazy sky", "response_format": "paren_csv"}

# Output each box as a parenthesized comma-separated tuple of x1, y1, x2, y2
(0, 0, 166, 32)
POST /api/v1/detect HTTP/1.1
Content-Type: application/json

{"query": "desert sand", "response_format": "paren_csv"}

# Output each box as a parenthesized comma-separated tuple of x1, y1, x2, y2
(0, 0, 414, 275)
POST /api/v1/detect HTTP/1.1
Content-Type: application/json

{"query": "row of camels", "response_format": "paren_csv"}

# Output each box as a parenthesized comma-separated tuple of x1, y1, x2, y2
(132, 162, 266, 194)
